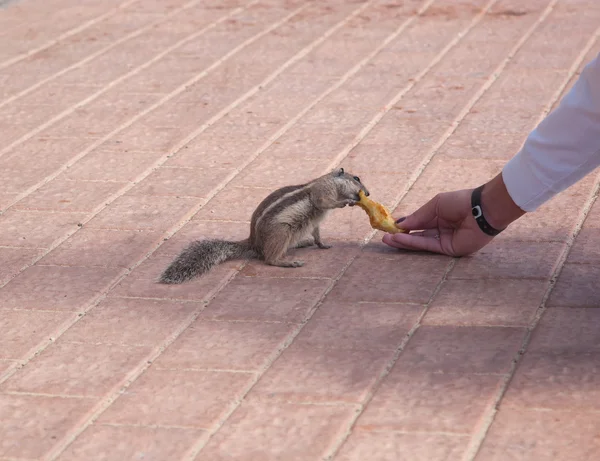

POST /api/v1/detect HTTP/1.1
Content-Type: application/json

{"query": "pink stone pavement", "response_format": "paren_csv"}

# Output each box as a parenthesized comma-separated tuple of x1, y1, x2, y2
(1, 0, 599, 459)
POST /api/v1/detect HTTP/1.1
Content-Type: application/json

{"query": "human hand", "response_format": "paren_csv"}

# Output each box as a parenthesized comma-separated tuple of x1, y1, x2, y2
(382, 189, 495, 257)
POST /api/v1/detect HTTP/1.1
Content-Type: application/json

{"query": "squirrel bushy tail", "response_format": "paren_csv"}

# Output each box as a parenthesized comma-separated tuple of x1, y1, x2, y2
(159, 239, 256, 284)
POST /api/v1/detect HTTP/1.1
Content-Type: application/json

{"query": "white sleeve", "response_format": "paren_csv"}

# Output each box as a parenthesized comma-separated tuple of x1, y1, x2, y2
(501, 52, 600, 212)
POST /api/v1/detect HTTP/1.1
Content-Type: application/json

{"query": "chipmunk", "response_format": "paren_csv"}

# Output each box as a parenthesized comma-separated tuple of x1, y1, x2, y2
(159, 168, 369, 284)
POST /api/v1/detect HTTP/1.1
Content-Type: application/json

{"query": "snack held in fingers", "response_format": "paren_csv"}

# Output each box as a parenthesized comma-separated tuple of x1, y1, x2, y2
(356, 190, 407, 234)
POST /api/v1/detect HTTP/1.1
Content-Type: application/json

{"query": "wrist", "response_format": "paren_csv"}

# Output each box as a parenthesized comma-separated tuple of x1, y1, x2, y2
(479, 173, 526, 230)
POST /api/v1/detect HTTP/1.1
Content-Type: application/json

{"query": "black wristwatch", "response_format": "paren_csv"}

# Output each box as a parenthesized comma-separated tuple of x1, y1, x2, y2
(471, 185, 505, 237)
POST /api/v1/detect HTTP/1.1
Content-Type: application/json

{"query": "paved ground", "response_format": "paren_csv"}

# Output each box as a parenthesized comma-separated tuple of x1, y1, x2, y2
(1, 0, 599, 460)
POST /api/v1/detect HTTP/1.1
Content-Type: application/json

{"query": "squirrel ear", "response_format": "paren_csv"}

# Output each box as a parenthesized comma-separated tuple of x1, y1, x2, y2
(336, 167, 344, 176)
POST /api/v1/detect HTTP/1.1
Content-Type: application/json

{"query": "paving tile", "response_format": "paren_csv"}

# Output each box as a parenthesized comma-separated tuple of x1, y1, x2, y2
(506, 174, 597, 242)
(0, 265, 119, 311)
(547, 263, 600, 307)
(580, 199, 600, 228)
(59, 297, 199, 346)
(166, 131, 262, 169)
(568, 228, 600, 265)
(399, 74, 485, 123)
(327, 252, 450, 304)
(0, 247, 42, 283)
(57, 424, 202, 461)
(227, 155, 334, 189)
(103, 124, 187, 153)
(200, 276, 330, 323)
(341, 141, 425, 179)
(251, 344, 390, 404)
(450, 239, 563, 280)
(527, 307, 600, 353)
(0, 360, 16, 376)
(0, 137, 93, 195)
(393, 157, 506, 217)
(85, 195, 198, 231)
(13, 179, 126, 212)
(393, 325, 525, 374)
(0, 394, 93, 459)
(550, 40, 600, 113)
(155, 219, 251, 257)
(475, 408, 600, 461)
(108, 254, 236, 302)
(334, 431, 468, 461)
(0, 309, 71, 359)
(197, 400, 355, 461)
(241, 242, 358, 279)
(0, 210, 85, 248)
(55, 45, 161, 88)
(270, 121, 366, 157)
(502, 350, 600, 411)
(40, 228, 161, 268)
(61, 148, 164, 182)
(18, 83, 107, 109)
(115, 53, 215, 96)
(357, 371, 501, 433)
(2, 341, 151, 397)
(0, 104, 58, 144)
(355, 113, 441, 156)
(438, 128, 527, 160)
(510, 3, 600, 70)
(0, 193, 18, 213)
(192, 186, 276, 222)
(98, 368, 251, 428)
(154, 320, 295, 372)
(128, 166, 231, 198)
(49, 93, 163, 139)
(295, 300, 422, 351)
(424, 278, 547, 327)
(458, 70, 567, 134)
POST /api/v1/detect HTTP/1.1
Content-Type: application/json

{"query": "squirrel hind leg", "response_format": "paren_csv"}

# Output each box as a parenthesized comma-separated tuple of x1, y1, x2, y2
(312, 226, 331, 249)
(293, 238, 314, 249)
(262, 231, 304, 268)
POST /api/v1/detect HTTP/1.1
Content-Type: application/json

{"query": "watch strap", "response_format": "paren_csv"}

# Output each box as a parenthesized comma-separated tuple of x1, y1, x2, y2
(471, 185, 504, 236)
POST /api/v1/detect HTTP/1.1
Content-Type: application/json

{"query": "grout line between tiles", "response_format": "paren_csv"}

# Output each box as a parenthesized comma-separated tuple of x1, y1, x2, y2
(0, 0, 299, 377)
(38, 267, 239, 461)
(0, 0, 141, 71)
(323, 258, 457, 460)
(0, 0, 302, 288)
(0, 0, 206, 109)
(463, 26, 600, 461)
(9, 2, 397, 459)
(0, 0, 263, 161)
(326, 0, 579, 458)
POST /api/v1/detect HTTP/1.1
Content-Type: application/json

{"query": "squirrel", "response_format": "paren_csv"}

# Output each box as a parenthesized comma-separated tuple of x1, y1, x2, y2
(158, 167, 369, 284)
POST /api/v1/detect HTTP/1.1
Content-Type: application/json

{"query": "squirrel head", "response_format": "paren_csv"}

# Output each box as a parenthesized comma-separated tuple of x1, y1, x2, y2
(331, 167, 370, 198)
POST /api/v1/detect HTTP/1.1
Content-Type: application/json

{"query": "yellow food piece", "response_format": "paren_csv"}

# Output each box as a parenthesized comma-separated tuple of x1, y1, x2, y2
(356, 190, 407, 234)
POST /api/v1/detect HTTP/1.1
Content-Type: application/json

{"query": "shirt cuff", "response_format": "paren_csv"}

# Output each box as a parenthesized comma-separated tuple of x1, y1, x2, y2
(501, 148, 548, 212)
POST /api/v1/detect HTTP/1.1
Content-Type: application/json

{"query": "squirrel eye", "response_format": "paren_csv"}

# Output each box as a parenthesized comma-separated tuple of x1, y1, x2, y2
(353, 176, 360, 182)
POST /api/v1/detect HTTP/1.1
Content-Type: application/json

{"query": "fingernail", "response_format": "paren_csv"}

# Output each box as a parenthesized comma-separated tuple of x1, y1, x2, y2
(395, 217, 406, 223)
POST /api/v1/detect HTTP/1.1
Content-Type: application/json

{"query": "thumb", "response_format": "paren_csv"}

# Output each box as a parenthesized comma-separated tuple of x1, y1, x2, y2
(395, 195, 439, 231)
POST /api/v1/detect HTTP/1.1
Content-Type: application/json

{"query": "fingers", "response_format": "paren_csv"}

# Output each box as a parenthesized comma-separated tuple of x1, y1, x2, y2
(406, 229, 440, 239)
(395, 195, 440, 231)
(382, 231, 444, 254)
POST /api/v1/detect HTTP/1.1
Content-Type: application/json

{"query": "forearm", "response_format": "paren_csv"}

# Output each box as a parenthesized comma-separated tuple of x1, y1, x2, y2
(501, 52, 600, 212)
